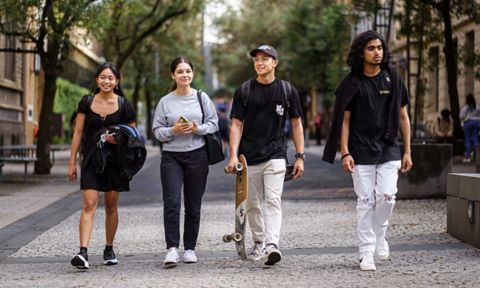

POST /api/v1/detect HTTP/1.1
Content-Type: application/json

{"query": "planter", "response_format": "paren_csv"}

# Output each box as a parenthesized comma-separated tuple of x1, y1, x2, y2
(397, 143, 452, 199)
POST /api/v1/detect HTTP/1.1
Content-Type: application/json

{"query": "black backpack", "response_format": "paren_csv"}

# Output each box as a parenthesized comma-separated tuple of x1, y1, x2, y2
(240, 79, 292, 114)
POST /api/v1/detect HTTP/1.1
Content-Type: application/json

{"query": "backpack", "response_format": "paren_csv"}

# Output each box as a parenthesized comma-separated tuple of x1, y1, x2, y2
(241, 79, 292, 114)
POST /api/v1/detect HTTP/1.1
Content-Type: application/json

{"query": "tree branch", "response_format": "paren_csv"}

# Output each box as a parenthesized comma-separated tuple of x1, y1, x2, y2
(116, 6, 188, 68)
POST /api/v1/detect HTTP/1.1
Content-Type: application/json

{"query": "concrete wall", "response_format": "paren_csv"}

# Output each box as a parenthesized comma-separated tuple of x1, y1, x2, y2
(398, 143, 452, 199)
(447, 173, 480, 248)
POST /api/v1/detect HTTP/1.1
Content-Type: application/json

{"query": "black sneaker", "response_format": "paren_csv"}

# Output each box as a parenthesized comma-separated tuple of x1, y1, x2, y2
(71, 248, 89, 269)
(103, 246, 118, 266)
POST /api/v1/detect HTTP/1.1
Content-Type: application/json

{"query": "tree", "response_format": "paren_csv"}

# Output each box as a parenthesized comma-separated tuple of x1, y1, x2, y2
(398, 0, 480, 138)
(91, 0, 204, 71)
(212, 0, 351, 110)
(120, 9, 205, 140)
(0, 0, 104, 174)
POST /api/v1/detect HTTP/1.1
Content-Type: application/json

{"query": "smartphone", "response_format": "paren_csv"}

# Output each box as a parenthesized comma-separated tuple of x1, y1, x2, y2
(179, 116, 189, 124)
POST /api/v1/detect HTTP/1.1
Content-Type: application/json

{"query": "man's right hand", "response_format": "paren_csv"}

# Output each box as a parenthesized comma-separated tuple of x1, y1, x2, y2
(225, 156, 239, 173)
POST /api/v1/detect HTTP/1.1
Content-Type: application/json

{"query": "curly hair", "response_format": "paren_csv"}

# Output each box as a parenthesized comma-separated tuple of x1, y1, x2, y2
(347, 30, 392, 74)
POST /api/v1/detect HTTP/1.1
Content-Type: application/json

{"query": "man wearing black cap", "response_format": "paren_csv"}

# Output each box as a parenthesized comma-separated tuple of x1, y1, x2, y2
(226, 45, 305, 266)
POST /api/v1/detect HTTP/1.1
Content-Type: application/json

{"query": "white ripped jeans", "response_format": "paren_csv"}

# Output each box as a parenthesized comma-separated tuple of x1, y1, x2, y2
(351, 160, 401, 254)
(247, 159, 286, 247)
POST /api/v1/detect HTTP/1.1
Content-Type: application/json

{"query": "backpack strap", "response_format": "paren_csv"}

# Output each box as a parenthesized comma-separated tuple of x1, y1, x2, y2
(280, 80, 291, 109)
(118, 96, 126, 122)
(241, 80, 252, 106)
(87, 95, 93, 107)
(197, 90, 205, 124)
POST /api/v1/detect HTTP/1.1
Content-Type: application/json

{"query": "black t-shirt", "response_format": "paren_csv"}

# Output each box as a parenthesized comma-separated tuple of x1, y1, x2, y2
(230, 79, 302, 165)
(345, 70, 409, 164)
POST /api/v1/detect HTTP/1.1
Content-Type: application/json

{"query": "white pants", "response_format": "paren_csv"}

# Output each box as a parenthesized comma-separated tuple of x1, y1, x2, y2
(247, 159, 286, 247)
(351, 160, 401, 254)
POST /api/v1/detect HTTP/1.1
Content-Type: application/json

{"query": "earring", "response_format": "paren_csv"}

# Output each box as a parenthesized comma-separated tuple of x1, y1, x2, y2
(115, 85, 119, 90)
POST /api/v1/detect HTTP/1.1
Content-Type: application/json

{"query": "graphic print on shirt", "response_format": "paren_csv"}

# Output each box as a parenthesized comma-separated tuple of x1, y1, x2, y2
(276, 104, 284, 116)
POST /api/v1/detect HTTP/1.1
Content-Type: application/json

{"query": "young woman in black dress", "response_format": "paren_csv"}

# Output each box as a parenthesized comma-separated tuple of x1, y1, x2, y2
(68, 62, 136, 269)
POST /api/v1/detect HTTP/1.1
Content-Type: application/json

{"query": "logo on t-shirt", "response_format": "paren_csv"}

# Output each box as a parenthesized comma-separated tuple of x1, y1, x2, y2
(276, 104, 284, 116)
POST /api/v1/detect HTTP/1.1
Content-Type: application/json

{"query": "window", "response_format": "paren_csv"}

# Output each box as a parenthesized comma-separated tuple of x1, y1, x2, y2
(4, 35, 16, 81)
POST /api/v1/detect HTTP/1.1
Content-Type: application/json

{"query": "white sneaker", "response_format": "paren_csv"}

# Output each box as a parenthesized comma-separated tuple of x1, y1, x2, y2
(247, 242, 264, 261)
(183, 249, 198, 264)
(164, 247, 179, 268)
(359, 252, 376, 271)
(376, 237, 390, 260)
(263, 244, 282, 266)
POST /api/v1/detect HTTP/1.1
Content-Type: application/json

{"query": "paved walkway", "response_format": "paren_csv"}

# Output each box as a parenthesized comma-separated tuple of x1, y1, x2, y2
(0, 143, 479, 287)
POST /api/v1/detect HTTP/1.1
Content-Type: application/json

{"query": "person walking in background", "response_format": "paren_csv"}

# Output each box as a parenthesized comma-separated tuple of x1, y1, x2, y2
(314, 111, 323, 145)
(68, 62, 137, 269)
(460, 93, 480, 163)
(152, 57, 219, 268)
(432, 108, 453, 143)
(217, 104, 230, 156)
(323, 30, 413, 271)
(226, 45, 305, 266)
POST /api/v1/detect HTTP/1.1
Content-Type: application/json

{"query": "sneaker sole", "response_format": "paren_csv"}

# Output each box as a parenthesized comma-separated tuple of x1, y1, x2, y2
(360, 264, 376, 271)
(71, 255, 89, 269)
(163, 262, 177, 269)
(247, 255, 263, 261)
(264, 252, 282, 266)
(104, 258, 118, 266)
(376, 253, 389, 260)
(184, 259, 198, 264)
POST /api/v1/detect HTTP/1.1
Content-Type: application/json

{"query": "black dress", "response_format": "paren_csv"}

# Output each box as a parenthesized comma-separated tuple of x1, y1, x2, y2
(77, 95, 136, 192)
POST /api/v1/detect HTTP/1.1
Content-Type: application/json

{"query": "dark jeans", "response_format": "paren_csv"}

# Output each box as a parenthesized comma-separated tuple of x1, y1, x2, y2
(160, 146, 209, 250)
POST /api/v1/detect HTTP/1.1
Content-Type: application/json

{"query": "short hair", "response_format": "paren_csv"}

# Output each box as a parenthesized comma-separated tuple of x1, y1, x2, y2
(347, 30, 392, 74)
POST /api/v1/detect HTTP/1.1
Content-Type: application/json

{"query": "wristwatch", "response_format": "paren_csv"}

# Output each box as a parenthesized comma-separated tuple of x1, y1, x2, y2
(294, 152, 306, 160)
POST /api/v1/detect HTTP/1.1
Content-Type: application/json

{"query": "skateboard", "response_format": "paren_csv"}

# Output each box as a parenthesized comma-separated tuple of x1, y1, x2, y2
(223, 154, 248, 259)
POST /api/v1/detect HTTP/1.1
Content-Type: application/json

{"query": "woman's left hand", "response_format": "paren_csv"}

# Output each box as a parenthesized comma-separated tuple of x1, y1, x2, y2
(105, 131, 117, 144)
(191, 121, 200, 134)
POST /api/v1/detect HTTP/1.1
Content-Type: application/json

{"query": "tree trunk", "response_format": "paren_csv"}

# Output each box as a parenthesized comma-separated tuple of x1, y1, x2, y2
(131, 71, 142, 113)
(35, 65, 57, 174)
(145, 79, 153, 140)
(441, 0, 462, 138)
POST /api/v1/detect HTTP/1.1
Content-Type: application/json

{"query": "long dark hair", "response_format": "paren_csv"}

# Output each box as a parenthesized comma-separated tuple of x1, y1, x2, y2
(466, 93, 476, 111)
(347, 30, 392, 74)
(94, 62, 125, 97)
(169, 57, 194, 92)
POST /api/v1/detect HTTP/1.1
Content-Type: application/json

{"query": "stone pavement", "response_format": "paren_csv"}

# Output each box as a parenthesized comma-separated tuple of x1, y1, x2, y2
(0, 143, 479, 287)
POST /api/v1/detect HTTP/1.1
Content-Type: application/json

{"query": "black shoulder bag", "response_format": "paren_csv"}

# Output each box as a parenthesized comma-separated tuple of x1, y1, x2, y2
(197, 90, 225, 165)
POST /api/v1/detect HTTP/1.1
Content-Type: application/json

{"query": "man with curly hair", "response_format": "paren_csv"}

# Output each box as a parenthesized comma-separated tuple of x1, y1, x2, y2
(323, 30, 413, 271)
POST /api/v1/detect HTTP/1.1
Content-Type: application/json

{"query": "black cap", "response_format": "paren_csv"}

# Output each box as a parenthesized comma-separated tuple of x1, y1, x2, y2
(249, 45, 278, 59)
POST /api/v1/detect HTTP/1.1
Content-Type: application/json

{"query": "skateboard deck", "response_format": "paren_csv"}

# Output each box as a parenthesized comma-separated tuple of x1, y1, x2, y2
(223, 154, 248, 259)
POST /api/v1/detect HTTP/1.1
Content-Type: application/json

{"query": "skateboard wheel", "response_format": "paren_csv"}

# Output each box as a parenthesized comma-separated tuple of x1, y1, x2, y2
(223, 234, 233, 243)
(233, 233, 243, 242)
(234, 163, 243, 173)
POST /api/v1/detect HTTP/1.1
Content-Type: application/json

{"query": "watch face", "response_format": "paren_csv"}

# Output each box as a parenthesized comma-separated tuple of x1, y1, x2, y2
(295, 153, 305, 160)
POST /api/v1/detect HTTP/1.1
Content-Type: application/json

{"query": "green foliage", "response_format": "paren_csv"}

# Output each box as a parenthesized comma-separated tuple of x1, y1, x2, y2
(54, 78, 89, 140)
(88, 0, 205, 70)
(212, 0, 351, 103)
